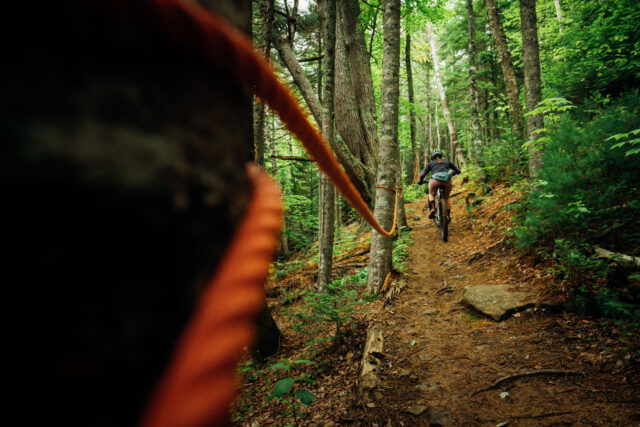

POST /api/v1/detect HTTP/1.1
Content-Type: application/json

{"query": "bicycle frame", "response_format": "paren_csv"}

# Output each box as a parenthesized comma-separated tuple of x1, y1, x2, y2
(432, 186, 449, 242)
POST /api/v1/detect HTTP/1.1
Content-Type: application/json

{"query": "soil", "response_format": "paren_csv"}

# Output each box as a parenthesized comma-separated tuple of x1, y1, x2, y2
(234, 182, 640, 426)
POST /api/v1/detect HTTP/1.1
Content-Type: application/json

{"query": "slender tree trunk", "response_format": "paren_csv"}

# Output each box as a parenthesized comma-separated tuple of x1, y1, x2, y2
(405, 33, 417, 184)
(427, 22, 466, 168)
(466, 0, 483, 163)
(554, 0, 563, 34)
(435, 102, 441, 149)
(520, 0, 544, 177)
(253, 0, 275, 166)
(267, 117, 290, 256)
(367, 0, 400, 293)
(485, 0, 525, 141)
(424, 64, 433, 164)
(318, 0, 337, 290)
(396, 155, 408, 229)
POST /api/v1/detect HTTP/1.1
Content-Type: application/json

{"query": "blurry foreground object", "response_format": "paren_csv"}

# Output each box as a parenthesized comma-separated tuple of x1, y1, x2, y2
(0, 1, 285, 425)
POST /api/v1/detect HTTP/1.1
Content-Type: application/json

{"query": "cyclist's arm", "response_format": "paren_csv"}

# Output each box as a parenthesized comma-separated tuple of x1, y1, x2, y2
(418, 164, 431, 184)
(449, 162, 461, 176)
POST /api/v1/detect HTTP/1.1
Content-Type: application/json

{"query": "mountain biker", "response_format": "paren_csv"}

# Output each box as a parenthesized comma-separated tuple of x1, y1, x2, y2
(418, 149, 461, 221)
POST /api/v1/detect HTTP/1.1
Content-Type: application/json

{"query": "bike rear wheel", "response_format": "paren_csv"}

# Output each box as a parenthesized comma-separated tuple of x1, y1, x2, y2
(440, 201, 448, 242)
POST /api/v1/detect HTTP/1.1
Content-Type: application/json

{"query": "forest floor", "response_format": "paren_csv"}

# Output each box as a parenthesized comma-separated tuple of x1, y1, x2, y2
(234, 180, 640, 426)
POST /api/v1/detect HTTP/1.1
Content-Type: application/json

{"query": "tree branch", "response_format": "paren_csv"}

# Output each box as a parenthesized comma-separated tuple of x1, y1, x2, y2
(271, 155, 313, 162)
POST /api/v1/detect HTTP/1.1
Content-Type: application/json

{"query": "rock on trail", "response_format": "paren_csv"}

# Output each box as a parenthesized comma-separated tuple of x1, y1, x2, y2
(462, 284, 535, 321)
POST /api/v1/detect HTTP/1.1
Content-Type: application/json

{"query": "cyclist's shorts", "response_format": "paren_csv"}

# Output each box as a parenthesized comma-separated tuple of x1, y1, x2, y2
(428, 178, 453, 198)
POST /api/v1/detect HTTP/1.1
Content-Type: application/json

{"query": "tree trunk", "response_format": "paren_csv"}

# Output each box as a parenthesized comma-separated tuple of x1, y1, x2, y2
(318, 0, 337, 291)
(253, 0, 275, 166)
(435, 101, 442, 149)
(368, 0, 401, 293)
(253, 304, 283, 362)
(554, 0, 563, 34)
(520, 0, 545, 177)
(424, 63, 433, 167)
(427, 22, 466, 168)
(466, 0, 483, 163)
(340, 0, 380, 162)
(485, 0, 525, 141)
(405, 33, 417, 184)
(335, 11, 369, 165)
(273, 35, 374, 204)
(267, 119, 290, 256)
(396, 155, 408, 229)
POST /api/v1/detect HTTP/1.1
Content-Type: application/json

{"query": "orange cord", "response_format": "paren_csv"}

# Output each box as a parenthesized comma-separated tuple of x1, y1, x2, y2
(141, 165, 282, 427)
(113, 0, 399, 237)
(411, 160, 419, 185)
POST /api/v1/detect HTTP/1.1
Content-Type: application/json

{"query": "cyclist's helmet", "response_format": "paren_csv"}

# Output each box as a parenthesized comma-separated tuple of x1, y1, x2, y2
(430, 149, 443, 159)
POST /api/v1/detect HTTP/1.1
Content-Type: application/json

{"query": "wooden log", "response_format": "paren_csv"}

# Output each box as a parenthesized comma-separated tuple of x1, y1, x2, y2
(384, 277, 408, 305)
(594, 246, 640, 270)
(358, 323, 384, 393)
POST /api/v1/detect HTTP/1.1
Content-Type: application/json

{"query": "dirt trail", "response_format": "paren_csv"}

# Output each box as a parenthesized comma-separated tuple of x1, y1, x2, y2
(370, 186, 639, 425)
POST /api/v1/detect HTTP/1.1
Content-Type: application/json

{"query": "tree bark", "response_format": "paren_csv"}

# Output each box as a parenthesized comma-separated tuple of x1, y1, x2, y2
(358, 324, 384, 392)
(466, 0, 483, 163)
(427, 22, 466, 168)
(341, 0, 380, 162)
(405, 33, 417, 184)
(424, 64, 433, 168)
(485, 0, 525, 141)
(318, 0, 337, 291)
(396, 155, 408, 229)
(435, 101, 442, 149)
(520, 0, 544, 177)
(554, 0, 563, 34)
(253, 0, 275, 166)
(367, 0, 400, 293)
(273, 35, 374, 204)
(267, 119, 290, 256)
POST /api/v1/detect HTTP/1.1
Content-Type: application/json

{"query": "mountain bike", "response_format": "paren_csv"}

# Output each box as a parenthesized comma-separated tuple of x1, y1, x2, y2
(432, 185, 448, 242)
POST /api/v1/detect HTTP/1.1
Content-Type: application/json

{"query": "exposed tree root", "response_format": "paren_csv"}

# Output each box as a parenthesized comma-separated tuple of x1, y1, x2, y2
(469, 370, 582, 397)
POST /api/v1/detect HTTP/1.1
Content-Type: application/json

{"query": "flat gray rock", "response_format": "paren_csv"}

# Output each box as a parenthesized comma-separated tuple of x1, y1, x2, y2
(416, 381, 441, 393)
(406, 404, 428, 416)
(429, 408, 452, 426)
(463, 284, 534, 321)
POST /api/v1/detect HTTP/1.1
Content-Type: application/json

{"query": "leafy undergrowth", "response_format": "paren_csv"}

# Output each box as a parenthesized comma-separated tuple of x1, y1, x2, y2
(233, 181, 640, 426)
(233, 222, 412, 426)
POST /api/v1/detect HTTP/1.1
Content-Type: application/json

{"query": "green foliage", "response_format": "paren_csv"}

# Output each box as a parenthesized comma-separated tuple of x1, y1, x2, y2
(541, 0, 640, 103)
(513, 95, 640, 320)
(608, 128, 640, 158)
(268, 359, 316, 424)
(392, 230, 414, 272)
(514, 95, 640, 252)
(283, 194, 318, 251)
(290, 276, 363, 344)
(481, 135, 527, 182)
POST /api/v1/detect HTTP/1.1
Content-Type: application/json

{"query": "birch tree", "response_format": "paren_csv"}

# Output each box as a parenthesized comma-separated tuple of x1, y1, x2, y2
(427, 22, 466, 168)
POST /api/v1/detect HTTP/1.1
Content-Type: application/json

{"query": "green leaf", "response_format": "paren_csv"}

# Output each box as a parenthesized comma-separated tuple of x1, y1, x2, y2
(499, 391, 509, 399)
(273, 378, 294, 397)
(295, 389, 316, 406)
(625, 148, 640, 157)
(293, 359, 313, 365)
(269, 362, 290, 371)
